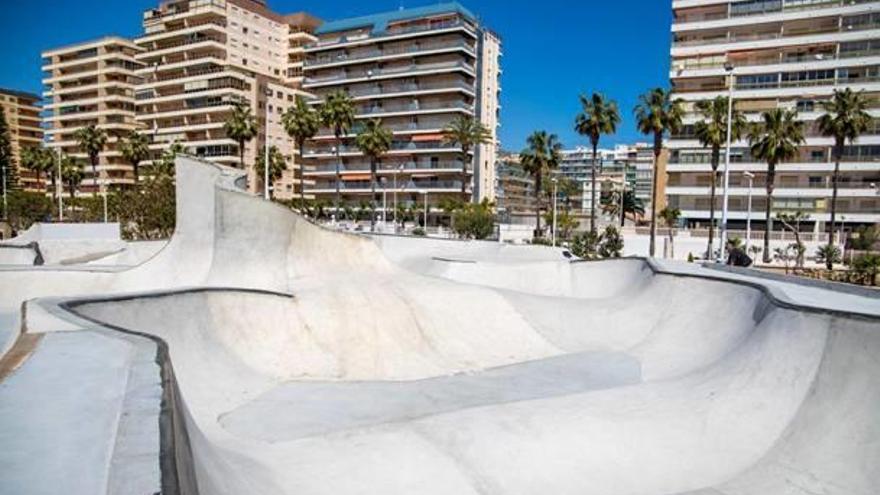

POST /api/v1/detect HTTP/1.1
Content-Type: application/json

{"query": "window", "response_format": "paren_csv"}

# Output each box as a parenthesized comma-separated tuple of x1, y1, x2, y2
(243, 27, 249, 34)
(276, 91, 282, 98)
(796, 100, 815, 112)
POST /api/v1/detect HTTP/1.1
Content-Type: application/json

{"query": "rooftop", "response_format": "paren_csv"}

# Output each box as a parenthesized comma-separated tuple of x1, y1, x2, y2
(315, 2, 476, 36)
(0, 88, 41, 102)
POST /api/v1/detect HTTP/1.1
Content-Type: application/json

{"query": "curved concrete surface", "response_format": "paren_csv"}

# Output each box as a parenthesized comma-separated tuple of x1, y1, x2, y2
(0, 156, 878, 495)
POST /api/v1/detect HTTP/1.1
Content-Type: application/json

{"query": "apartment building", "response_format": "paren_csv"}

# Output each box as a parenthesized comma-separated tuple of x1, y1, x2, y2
(0, 89, 43, 191)
(134, 0, 318, 198)
(495, 150, 536, 219)
(42, 37, 144, 194)
(301, 2, 502, 212)
(670, 0, 880, 231)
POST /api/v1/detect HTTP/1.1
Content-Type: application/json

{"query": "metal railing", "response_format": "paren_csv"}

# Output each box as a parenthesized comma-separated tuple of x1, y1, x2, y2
(309, 18, 476, 49)
(674, 0, 875, 25)
(304, 60, 475, 84)
(307, 161, 465, 173)
(306, 41, 476, 67)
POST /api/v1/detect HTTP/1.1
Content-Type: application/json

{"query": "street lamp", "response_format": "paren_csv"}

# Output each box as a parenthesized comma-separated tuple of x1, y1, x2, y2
(392, 163, 404, 228)
(719, 62, 736, 262)
(743, 170, 755, 253)
(619, 168, 627, 227)
(551, 177, 558, 247)
(56, 144, 64, 221)
(380, 176, 387, 228)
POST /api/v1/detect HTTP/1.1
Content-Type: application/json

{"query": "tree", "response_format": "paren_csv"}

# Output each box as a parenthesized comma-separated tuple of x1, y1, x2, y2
(442, 116, 492, 199)
(119, 130, 151, 186)
(224, 102, 257, 169)
(777, 212, 810, 269)
(748, 109, 805, 263)
(599, 225, 624, 258)
(319, 91, 355, 214)
(74, 124, 108, 192)
(571, 230, 601, 259)
(0, 107, 14, 219)
(20, 146, 53, 193)
(575, 93, 620, 234)
(156, 141, 186, 177)
(112, 172, 175, 240)
(6, 190, 52, 231)
(543, 209, 579, 241)
(817, 88, 871, 270)
(281, 96, 320, 207)
(354, 118, 393, 232)
(255, 146, 286, 197)
(694, 96, 746, 258)
(451, 199, 496, 239)
(816, 244, 842, 267)
(635, 88, 684, 257)
(61, 154, 84, 200)
(602, 189, 645, 226)
(520, 131, 562, 238)
(659, 206, 681, 259)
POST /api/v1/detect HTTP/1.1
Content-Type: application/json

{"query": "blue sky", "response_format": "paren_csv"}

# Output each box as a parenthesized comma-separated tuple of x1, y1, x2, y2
(0, 0, 672, 150)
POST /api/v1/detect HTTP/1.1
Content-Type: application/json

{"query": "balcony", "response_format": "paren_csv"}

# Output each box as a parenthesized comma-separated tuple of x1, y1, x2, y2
(309, 179, 468, 192)
(356, 100, 473, 117)
(306, 161, 465, 174)
(306, 141, 464, 157)
(304, 61, 475, 86)
(674, 0, 874, 25)
(673, 19, 880, 49)
(143, 0, 226, 22)
(313, 80, 474, 101)
(306, 41, 476, 68)
(308, 18, 477, 50)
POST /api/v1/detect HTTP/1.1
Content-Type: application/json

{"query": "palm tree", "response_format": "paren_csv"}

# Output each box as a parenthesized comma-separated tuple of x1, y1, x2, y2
(281, 96, 320, 207)
(694, 96, 746, 258)
(119, 130, 151, 186)
(817, 88, 871, 270)
(157, 141, 186, 177)
(255, 146, 286, 197)
(519, 131, 562, 238)
(61, 154, 84, 200)
(575, 93, 620, 234)
(224, 102, 258, 169)
(635, 88, 684, 257)
(74, 125, 108, 194)
(748, 109, 805, 263)
(20, 146, 52, 193)
(442, 116, 492, 199)
(355, 119, 393, 232)
(319, 91, 355, 215)
(659, 206, 681, 259)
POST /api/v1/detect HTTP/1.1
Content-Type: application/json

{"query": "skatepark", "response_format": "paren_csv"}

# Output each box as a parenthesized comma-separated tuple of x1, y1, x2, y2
(1, 157, 878, 495)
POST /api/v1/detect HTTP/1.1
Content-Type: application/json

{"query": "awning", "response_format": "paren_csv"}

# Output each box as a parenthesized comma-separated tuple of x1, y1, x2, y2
(411, 133, 444, 142)
(342, 174, 371, 181)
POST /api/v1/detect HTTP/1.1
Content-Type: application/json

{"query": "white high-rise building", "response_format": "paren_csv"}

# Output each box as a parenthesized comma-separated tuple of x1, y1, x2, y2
(301, 2, 502, 215)
(669, 0, 880, 232)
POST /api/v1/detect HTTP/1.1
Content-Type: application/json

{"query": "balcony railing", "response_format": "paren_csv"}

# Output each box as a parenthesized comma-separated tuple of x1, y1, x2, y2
(307, 141, 463, 155)
(144, 0, 226, 21)
(313, 80, 474, 100)
(356, 100, 473, 116)
(307, 161, 465, 173)
(308, 18, 477, 49)
(673, 20, 880, 48)
(149, 35, 224, 52)
(674, 0, 874, 25)
(305, 61, 475, 85)
(310, 180, 467, 191)
(306, 41, 476, 67)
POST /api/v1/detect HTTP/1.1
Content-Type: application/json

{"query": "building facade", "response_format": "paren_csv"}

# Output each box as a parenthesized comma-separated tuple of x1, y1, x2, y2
(495, 150, 536, 219)
(301, 2, 502, 212)
(133, 0, 318, 199)
(0, 89, 43, 191)
(670, 0, 880, 231)
(42, 37, 144, 194)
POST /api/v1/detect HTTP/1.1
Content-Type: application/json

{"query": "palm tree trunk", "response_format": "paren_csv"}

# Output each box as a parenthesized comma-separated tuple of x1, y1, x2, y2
(535, 172, 543, 237)
(763, 182, 774, 264)
(334, 131, 341, 219)
(239, 140, 245, 169)
(461, 148, 468, 198)
(298, 138, 306, 209)
(50, 173, 57, 203)
(590, 141, 598, 234)
(649, 135, 661, 257)
(827, 141, 842, 270)
(69, 181, 76, 200)
(707, 170, 717, 259)
(133, 162, 139, 186)
(370, 158, 377, 233)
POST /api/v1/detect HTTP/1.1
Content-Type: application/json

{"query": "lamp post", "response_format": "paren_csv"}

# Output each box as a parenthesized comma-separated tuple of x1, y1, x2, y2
(381, 176, 387, 228)
(392, 164, 403, 228)
(56, 145, 64, 221)
(264, 86, 272, 201)
(620, 167, 626, 227)
(551, 176, 558, 247)
(743, 170, 754, 253)
(719, 62, 735, 262)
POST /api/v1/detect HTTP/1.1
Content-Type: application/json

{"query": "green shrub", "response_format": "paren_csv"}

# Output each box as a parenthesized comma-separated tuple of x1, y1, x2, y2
(570, 231, 600, 259)
(815, 244, 842, 265)
(598, 226, 624, 258)
(411, 227, 426, 237)
(452, 199, 495, 240)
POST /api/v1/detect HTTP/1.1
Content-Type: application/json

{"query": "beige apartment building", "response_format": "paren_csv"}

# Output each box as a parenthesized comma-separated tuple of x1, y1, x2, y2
(41, 37, 144, 194)
(301, 2, 502, 214)
(134, 0, 318, 199)
(670, 0, 880, 232)
(0, 89, 43, 191)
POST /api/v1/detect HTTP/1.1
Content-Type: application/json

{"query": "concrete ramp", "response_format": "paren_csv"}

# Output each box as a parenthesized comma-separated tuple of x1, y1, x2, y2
(1, 156, 878, 495)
